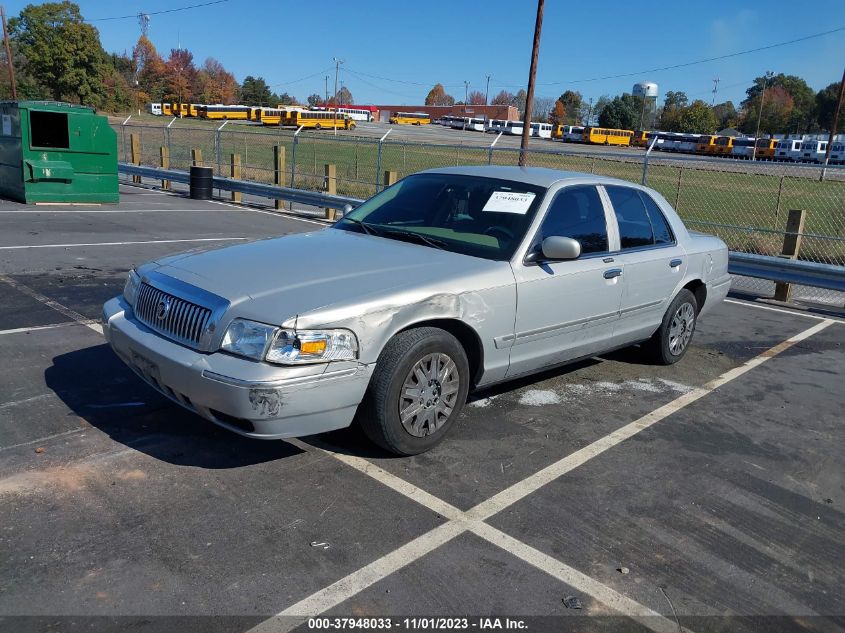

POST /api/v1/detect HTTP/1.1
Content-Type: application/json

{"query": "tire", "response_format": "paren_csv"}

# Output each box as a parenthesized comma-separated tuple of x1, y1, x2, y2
(643, 289, 698, 365)
(315, 124, 321, 130)
(358, 327, 470, 455)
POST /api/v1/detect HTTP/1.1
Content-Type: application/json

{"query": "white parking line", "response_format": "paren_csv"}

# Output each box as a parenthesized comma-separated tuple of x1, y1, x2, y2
(724, 298, 845, 324)
(0, 321, 95, 336)
(0, 275, 102, 334)
(0, 237, 248, 250)
(253, 318, 834, 633)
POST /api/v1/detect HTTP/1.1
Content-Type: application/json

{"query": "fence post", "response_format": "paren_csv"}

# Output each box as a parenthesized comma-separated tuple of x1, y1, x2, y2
(375, 129, 392, 192)
(159, 146, 170, 190)
(274, 146, 285, 210)
(773, 209, 807, 303)
(191, 148, 203, 167)
(230, 154, 241, 203)
(774, 174, 785, 224)
(324, 163, 337, 220)
(641, 135, 659, 185)
(384, 170, 397, 188)
(130, 133, 141, 184)
(674, 167, 683, 210)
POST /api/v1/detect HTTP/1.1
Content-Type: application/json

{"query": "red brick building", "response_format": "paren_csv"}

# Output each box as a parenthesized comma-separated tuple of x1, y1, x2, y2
(374, 104, 519, 122)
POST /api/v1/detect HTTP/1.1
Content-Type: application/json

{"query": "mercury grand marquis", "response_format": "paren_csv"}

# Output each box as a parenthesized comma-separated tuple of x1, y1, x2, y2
(103, 166, 730, 455)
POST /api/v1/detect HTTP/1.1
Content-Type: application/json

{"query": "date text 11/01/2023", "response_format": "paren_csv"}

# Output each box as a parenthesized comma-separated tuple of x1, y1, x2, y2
(307, 617, 529, 630)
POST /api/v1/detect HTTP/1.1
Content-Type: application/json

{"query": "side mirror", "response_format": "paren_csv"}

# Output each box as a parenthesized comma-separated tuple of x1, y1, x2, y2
(527, 236, 581, 262)
(340, 203, 353, 217)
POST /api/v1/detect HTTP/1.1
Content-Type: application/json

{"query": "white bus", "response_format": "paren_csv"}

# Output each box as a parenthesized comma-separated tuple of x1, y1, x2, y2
(336, 107, 374, 122)
(466, 117, 488, 132)
(829, 142, 845, 165)
(561, 125, 584, 142)
(501, 120, 524, 135)
(730, 137, 757, 159)
(775, 139, 803, 161)
(484, 119, 509, 134)
(147, 102, 163, 116)
(530, 122, 553, 139)
(800, 140, 828, 163)
(450, 117, 471, 130)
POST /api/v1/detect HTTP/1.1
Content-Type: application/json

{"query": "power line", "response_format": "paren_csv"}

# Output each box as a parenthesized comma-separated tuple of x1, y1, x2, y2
(269, 66, 334, 89)
(343, 67, 464, 89)
(88, 0, 231, 22)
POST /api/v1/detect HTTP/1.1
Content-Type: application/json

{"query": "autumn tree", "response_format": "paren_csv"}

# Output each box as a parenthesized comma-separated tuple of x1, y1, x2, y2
(663, 90, 688, 109)
(558, 90, 583, 124)
(739, 86, 794, 135)
(743, 74, 816, 133)
(425, 83, 455, 106)
(164, 48, 196, 102)
(467, 90, 486, 105)
(133, 35, 166, 101)
(712, 101, 738, 130)
(513, 89, 527, 115)
(490, 90, 515, 105)
(9, 1, 106, 104)
(548, 100, 566, 125)
(276, 92, 296, 106)
(306, 93, 322, 107)
(194, 57, 237, 104)
(598, 94, 642, 129)
(531, 96, 554, 121)
(674, 100, 718, 134)
(336, 86, 353, 105)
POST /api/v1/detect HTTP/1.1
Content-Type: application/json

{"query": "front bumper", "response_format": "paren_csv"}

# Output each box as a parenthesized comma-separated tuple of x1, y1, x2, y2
(102, 296, 374, 439)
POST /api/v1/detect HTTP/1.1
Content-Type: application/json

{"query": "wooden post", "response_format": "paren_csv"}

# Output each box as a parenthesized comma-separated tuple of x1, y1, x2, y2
(230, 154, 241, 203)
(159, 146, 170, 190)
(130, 133, 141, 184)
(274, 146, 285, 210)
(674, 167, 682, 210)
(324, 163, 337, 220)
(773, 209, 807, 303)
(384, 170, 397, 188)
(191, 148, 203, 167)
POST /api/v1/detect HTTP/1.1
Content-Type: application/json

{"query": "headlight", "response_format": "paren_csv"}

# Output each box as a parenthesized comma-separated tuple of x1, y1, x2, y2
(266, 329, 358, 364)
(220, 319, 277, 361)
(123, 268, 141, 305)
(220, 320, 358, 365)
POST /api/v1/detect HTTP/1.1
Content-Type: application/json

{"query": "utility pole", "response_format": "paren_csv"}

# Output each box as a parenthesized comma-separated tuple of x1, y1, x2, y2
(463, 80, 469, 128)
(519, 0, 545, 166)
(324, 76, 329, 104)
(1, 6, 16, 100)
(711, 77, 720, 106)
(485, 74, 490, 104)
(752, 71, 774, 161)
(587, 97, 593, 126)
(332, 57, 344, 136)
(821, 65, 845, 172)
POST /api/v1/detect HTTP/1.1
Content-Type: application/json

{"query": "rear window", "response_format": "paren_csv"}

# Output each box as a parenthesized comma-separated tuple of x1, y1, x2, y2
(30, 111, 69, 149)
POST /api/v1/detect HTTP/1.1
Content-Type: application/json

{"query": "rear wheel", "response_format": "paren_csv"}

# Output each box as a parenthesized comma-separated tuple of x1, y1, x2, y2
(358, 327, 470, 455)
(643, 289, 698, 365)
(315, 123, 322, 130)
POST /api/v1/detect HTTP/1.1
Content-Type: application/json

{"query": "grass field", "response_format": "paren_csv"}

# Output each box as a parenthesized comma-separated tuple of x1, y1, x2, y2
(114, 120, 845, 264)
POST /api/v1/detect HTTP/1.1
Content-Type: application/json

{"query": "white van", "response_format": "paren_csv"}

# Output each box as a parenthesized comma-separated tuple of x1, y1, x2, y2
(147, 103, 163, 116)
(775, 139, 802, 161)
(800, 140, 828, 163)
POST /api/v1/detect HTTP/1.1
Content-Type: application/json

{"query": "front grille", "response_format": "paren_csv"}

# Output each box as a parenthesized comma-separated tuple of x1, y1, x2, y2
(134, 282, 212, 348)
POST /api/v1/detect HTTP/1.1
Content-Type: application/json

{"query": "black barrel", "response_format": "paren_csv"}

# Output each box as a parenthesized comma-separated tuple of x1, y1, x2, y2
(189, 166, 213, 200)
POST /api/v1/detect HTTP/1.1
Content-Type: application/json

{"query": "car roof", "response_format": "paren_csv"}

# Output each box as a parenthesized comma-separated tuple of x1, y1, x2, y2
(418, 165, 635, 189)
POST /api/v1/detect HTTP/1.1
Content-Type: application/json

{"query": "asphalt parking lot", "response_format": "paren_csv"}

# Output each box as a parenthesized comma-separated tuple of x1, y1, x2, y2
(1, 184, 843, 633)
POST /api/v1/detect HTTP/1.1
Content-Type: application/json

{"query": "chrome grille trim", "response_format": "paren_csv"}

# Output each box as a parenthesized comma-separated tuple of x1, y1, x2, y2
(134, 282, 213, 349)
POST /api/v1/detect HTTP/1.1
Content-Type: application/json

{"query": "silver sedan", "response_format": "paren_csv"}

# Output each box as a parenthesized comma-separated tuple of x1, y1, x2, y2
(103, 166, 730, 454)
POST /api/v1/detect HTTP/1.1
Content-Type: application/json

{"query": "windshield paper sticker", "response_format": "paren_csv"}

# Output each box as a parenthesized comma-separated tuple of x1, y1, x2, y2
(482, 191, 536, 214)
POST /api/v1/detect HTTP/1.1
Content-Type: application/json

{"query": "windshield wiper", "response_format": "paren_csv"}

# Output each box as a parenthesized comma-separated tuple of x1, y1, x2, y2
(378, 228, 448, 250)
(340, 216, 379, 236)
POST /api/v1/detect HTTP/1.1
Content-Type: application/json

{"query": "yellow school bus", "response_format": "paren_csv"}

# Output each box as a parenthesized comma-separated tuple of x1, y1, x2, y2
(389, 112, 431, 125)
(286, 110, 356, 130)
(199, 105, 253, 120)
(712, 135, 735, 156)
(257, 107, 287, 125)
(632, 130, 652, 147)
(582, 127, 634, 146)
(162, 103, 173, 116)
(173, 103, 201, 117)
(695, 135, 717, 154)
(754, 138, 778, 160)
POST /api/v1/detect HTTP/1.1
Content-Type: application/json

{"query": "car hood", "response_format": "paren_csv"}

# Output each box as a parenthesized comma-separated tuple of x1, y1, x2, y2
(146, 228, 508, 325)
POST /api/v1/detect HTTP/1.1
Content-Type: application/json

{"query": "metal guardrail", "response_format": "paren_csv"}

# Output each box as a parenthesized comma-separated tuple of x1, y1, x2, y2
(119, 163, 364, 210)
(118, 163, 845, 293)
(728, 252, 845, 292)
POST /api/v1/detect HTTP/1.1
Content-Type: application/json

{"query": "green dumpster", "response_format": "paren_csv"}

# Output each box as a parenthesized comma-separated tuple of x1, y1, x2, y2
(0, 101, 118, 204)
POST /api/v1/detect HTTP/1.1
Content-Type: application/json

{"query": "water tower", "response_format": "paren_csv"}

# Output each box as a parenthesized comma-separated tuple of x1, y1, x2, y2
(632, 82, 659, 129)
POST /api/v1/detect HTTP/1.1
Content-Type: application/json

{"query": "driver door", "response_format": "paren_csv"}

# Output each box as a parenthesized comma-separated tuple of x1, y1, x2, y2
(506, 185, 624, 378)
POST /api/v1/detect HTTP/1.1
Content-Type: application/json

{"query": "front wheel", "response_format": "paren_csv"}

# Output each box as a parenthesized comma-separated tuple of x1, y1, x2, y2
(357, 327, 470, 455)
(643, 289, 698, 365)
(314, 123, 321, 130)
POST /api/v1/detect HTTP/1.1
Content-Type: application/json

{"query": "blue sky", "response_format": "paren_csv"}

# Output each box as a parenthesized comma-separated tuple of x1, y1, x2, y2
(7, 0, 845, 106)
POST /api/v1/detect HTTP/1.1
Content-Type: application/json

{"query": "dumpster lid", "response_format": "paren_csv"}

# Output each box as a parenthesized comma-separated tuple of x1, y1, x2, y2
(24, 159, 74, 182)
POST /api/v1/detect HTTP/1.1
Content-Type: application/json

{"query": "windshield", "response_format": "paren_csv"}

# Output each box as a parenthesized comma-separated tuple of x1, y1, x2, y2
(334, 173, 546, 261)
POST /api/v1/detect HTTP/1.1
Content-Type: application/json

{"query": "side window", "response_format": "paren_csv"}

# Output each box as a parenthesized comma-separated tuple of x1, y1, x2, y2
(538, 185, 608, 254)
(639, 191, 675, 245)
(606, 185, 653, 249)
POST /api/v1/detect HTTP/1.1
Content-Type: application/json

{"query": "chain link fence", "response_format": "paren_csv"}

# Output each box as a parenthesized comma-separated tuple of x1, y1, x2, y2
(115, 121, 845, 308)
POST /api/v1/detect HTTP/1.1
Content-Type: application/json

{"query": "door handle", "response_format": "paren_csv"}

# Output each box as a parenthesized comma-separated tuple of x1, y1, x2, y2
(670, 258, 683, 268)
(603, 268, 623, 279)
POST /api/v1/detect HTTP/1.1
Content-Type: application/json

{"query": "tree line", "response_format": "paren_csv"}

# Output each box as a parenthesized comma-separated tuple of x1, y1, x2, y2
(0, 1, 307, 111)
(424, 76, 843, 135)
